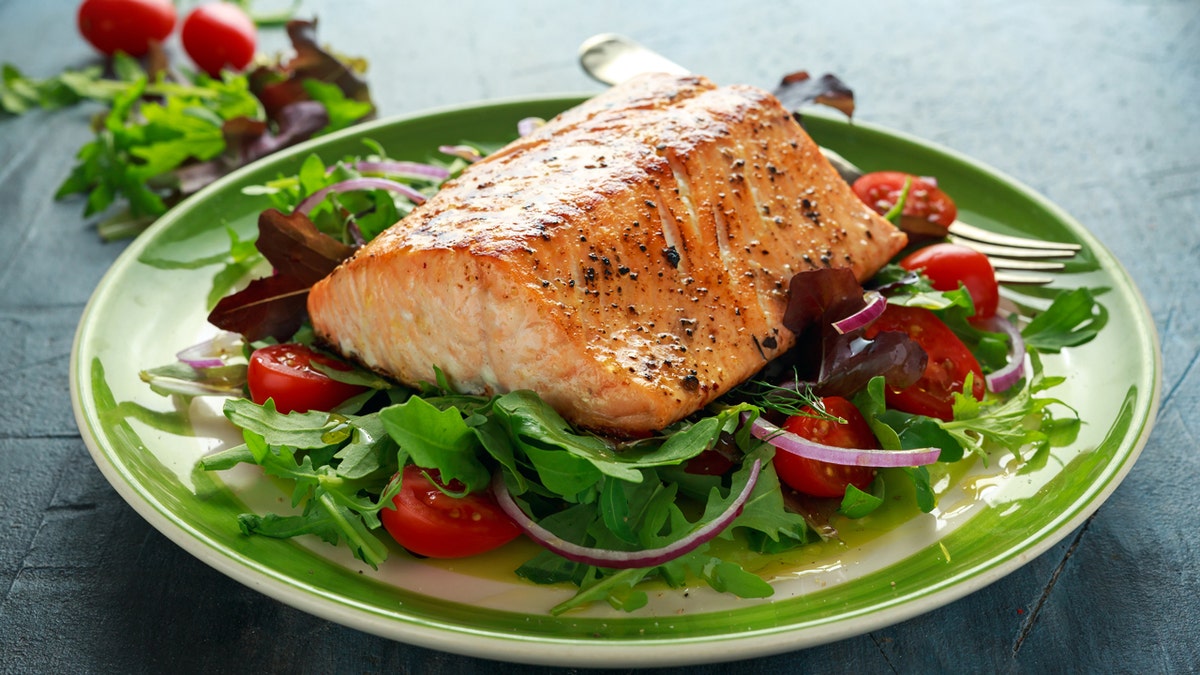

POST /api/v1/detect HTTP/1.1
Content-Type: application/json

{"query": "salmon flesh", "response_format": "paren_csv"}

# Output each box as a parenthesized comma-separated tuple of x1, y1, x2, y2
(307, 73, 907, 435)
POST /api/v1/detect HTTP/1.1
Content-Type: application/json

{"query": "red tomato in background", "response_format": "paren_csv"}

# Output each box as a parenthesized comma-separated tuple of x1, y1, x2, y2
(852, 171, 958, 237)
(181, 3, 257, 77)
(77, 0, 176, 57)
(775, 397, 878, 498)
(247, 343, 368, 414)
(863, 304, 985, 421)
(900, 243, 1000, 318)
(381, 465, 522, 559)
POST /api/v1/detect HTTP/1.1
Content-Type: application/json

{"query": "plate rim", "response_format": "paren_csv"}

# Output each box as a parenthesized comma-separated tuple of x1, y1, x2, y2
(69, 92, 1163, 668)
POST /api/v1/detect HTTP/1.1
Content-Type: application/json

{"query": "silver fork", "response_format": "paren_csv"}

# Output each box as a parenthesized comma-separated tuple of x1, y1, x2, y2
(578, 34, 1082, 285)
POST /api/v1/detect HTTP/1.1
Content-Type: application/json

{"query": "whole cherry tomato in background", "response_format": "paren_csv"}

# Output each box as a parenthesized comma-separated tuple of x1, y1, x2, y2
(381, 465, 523, 559)
(852, 171, 958, 238)
(863, 304, 986, 421)
(181, 3, 257, 77)
(775, 397, 879, 498)
(77, 0, 176, 57)
(900, 243, 1000, 318)
(247, 343, 368, 414)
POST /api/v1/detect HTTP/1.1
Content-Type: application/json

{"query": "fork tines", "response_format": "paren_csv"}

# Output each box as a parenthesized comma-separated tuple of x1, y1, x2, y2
(947, 222, 1079, 285)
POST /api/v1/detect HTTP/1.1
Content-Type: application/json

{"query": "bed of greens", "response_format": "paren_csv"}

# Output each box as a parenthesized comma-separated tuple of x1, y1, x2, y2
(136, 128, 1105, 615)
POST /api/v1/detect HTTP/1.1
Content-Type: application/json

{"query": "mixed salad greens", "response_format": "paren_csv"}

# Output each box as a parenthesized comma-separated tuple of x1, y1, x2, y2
(2, 19, 374, 240)
(140, 120, 1106, 615)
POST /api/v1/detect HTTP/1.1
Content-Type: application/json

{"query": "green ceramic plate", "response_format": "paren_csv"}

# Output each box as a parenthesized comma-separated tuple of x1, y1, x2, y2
(70, 95, 1161, 668)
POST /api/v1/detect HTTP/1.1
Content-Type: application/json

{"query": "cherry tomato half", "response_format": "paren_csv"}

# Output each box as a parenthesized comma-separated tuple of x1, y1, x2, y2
(181, 3, 257, 77)
(852, 171, 958, 237)
(900, 243, 1000, 319)
(381, 465, 522, 559)
(863, 304, 985, 421)
(775, 397, 878, 498)
(246, 343, 368, 414)
(77, 0, 176, 57)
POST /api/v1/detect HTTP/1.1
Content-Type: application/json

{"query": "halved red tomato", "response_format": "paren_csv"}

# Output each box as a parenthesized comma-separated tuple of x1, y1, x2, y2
(900, 243, 1000, 318)
(863, 304, 985, 421)
(380, 465, 522, 558)
(852, 171, 958, 237)
(247, 343, 368, 414)
(775, 397, 878, 498)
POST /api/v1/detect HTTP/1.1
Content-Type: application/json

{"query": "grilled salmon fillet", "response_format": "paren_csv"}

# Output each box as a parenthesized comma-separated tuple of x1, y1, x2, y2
(307, 72, 907, 435)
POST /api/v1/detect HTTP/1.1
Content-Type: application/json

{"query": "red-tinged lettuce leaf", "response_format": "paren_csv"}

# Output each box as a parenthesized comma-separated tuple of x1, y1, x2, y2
(782, 268, 926, 398)
(773, 71, 855, 118)
(208, 273, 312, 342)
(208, 209, 354, 340)
(783, 267, 865, 336)
(256, 208, 354, 284)
(817, 329, 926, 397)
(249, 19, 375, 122)
(233, 100, 330, 165)
(150, 21, 371, 201)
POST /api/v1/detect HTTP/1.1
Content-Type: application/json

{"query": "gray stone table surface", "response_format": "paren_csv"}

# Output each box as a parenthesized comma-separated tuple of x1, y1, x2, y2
(1, 0, 1197, 672)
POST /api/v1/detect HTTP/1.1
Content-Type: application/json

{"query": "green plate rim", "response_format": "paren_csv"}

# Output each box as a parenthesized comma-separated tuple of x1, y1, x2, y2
(70, 93, 1162, 668)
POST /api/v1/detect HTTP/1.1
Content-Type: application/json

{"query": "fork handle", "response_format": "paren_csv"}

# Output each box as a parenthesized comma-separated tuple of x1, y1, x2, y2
(579, 34, 689, 86)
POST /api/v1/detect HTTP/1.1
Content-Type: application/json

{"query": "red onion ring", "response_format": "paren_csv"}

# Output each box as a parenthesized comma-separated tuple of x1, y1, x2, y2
(438, 144, 483, 163)
(328, 160, 450, 181)
(296, 178, 427, 216)
(176, 332, 242, 369)
(492, 460, 762, 569)
(517, 116, 545, 137)
(975, 314, 1027, 392)
(746, 413, 940, 467)
(832, 291, 886, 334)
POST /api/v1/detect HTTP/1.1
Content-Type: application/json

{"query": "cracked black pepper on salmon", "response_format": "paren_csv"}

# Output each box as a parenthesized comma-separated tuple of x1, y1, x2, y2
(306, 72, 908, 435)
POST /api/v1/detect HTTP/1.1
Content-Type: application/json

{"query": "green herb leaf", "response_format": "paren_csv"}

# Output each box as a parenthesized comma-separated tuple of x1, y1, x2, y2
(302, 79, 375, 135)
(839, 482, 884, 518)
(378, 396, 490, 492)
(1022, 287, 1107, 352)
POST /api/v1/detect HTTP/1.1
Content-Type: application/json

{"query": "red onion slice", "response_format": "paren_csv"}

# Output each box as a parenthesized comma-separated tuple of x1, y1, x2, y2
(296, 178, 427, 216)
(832, 291, 886, 334)
(517, 116, 545, 137)
(492, 460, 762, 569)
(176, 331, 243, 369)
(746, 413, 940, 467)
(331, 160, 450, 181)
(976, 314, 1027, 392)
(439, 144, 483, 163)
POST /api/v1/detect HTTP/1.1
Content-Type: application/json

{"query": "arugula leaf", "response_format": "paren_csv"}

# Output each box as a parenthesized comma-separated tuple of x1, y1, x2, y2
(492, 391, 637, 483)
(550, 567, 653, 615)
(521, 445, 604, 501)
(599, 476, 639, 545)
(1022, 287, 1107, 351)
(302, 79, 375, 135)
(902, 465, 936, 513)
(332, 414, 398, 481)
(726, 447, 811, 542)
(691, 556, 775, 598)
(839, 482, 885, 518)
(378, 396, 490, 492)
(223, 397, 346, 449)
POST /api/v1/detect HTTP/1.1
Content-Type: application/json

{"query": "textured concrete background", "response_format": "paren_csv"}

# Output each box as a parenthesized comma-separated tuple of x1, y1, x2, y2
(1, 0, 1197, 672)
